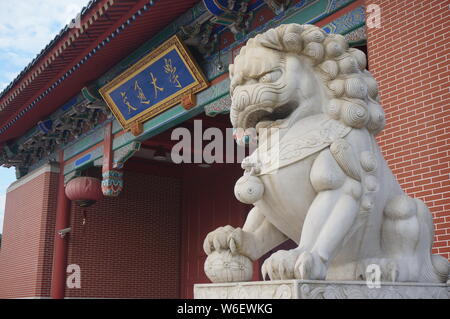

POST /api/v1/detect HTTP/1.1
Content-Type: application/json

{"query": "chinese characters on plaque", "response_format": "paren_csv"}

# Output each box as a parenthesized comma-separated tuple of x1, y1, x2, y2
(100, 35, 208, 132)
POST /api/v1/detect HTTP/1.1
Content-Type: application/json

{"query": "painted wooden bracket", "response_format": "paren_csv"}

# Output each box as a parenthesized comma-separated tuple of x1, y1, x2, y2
(100, 123, 141, 196)
(112, 141, 141, 169)
(130, 122, 144, 136)
(101, 169, 124, 197)
(181, 93, 196, 110)
(81, 86, 100, 103)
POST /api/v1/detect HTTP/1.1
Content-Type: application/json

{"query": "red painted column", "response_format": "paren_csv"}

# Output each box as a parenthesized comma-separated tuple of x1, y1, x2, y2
(102, 122, 113, 174)
(50, 151, 71, 299)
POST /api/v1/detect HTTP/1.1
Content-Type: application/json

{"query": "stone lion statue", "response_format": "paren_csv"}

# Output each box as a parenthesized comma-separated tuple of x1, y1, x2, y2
(203, 24, 449, 283)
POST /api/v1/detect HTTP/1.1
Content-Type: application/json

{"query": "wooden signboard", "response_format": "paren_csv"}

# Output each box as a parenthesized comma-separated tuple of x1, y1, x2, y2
(99, 35, 209, 134)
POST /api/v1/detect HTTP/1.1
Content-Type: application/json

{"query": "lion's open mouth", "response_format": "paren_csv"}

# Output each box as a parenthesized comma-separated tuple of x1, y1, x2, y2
(235, 101, 297, 130)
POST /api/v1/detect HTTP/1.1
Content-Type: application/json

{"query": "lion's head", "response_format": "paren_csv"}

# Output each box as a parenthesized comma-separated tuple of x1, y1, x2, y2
(229, 24, 385, 135)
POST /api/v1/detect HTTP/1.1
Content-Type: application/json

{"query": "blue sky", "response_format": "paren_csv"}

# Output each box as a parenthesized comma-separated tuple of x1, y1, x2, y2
(0, 0, 90, 233)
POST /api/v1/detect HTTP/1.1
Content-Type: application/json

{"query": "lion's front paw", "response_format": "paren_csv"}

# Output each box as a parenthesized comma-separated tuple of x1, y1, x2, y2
(294, 251, 327, 280)
(203, 225, 244, 255)
(261, 249, 302, 280)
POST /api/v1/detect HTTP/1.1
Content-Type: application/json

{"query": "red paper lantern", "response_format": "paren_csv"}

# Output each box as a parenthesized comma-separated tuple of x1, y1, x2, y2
(65, 177, 103, 207)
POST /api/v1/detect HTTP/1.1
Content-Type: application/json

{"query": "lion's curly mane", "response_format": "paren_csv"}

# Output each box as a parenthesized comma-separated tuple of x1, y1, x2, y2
(230, 24, 386, 135)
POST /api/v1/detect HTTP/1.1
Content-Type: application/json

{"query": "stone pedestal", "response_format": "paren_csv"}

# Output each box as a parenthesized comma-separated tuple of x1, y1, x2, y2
(194, 280, 449, 299)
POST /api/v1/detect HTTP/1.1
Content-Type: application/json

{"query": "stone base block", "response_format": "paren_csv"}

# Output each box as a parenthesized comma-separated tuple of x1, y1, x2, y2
(194, 280, 449, 299)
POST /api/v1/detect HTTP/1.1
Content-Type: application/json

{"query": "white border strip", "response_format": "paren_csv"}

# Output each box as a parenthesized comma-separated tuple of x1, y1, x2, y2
(7, 163, 60, 193)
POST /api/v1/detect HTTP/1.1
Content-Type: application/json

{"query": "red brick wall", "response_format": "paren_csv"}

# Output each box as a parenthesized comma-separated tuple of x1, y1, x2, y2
(180, 163, 251, 298)
(0, 165, 58, 298)
(366, 0, 450, 259)
(65, 170, 181, 298)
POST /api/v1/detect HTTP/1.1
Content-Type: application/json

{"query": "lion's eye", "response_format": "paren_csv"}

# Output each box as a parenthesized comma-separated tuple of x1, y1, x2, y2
(259, 70, 282, 83)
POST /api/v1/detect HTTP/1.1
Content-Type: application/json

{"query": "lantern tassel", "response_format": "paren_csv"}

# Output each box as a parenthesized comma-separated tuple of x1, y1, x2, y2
(82, 210, 87, 225)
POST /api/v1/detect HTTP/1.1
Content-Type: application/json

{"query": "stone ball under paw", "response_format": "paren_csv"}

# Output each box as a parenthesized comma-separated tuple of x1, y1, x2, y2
(204, 250, 253, 283)
(234, 175, 264, 204)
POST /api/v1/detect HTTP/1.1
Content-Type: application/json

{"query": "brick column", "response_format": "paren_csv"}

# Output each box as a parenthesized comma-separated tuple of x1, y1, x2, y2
(0, 164, 59, 298)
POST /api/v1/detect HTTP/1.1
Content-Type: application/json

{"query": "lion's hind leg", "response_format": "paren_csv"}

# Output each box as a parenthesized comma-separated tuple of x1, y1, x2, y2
(380, 195, 449, 282)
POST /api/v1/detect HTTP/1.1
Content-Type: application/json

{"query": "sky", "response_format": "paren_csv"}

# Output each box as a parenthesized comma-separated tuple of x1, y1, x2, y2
(0, 0, 91, 233)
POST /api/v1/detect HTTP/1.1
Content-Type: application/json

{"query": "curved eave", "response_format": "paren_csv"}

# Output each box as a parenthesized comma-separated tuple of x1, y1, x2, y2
(0, 0, 200, 143)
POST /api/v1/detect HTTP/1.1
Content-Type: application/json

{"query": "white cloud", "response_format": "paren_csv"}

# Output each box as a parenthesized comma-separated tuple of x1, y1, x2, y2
(0, 0, 89, 52)
(0, 0, 90, 89)
(5, 52, 33, 68)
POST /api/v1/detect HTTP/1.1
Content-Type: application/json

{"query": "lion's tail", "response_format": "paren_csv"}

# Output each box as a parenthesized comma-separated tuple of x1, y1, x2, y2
(415, 198, 449, 283)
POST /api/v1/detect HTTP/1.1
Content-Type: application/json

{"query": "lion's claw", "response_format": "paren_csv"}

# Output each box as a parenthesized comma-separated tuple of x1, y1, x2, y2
(294, 251, 327, 280)
(261, 249, 302, 280)
(203, 225, 243, 255)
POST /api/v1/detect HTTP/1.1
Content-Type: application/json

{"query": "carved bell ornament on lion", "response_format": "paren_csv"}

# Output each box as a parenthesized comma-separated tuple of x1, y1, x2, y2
(234, 174, 264, 204)
(65, 176, 103, 207)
